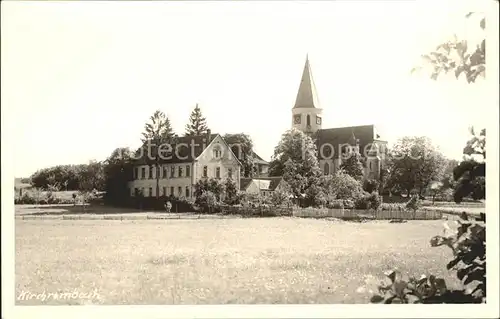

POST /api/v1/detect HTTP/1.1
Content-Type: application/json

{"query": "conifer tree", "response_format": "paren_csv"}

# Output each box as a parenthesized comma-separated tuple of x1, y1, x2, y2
(340, 151, 365, 182)
(185, 104, 209, 136)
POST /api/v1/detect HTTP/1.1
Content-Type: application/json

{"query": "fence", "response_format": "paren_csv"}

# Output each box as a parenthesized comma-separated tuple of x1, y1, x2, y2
(219, 205, 442, 220)
(292, 207, 443, 220)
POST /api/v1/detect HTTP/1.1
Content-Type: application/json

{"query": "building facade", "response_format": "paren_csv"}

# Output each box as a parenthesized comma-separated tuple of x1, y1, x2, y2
(128, 131, 241, 199)
(292, 56, 388, 180)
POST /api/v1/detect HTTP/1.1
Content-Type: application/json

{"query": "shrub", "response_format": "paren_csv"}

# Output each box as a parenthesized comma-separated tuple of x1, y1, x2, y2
(354, 193, 371, 209)
(380, 203, 406, 211)
(363, 179, 380, 193)
(406, 195, 422, 212)
(370, 213, 485, 304)
(368, 192, 383, 210)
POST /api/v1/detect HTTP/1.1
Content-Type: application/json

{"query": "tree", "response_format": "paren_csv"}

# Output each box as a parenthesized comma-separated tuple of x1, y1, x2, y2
(412, 12, 486, 203)
(141, 110, 175, 202)
(330, 170, 365, 200)
(185, 103, 209, 136)
(412, 12, 485, 83)
(270, 129, 321, 199)
(223, 177, 238, 204)
(453, 127, 485, 203)
(223, 133, 255, 177)
(340, 151, 365, 181)
(388, 137, 447, 197)
(103, 147, 134, 206)
(79, 160, 105, 191)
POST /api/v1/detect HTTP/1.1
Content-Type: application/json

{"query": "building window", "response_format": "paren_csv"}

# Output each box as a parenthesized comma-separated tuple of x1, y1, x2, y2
(213, 147, 222, 159)
(178, 166, 183, 177)
(134, 188, 139, 196)
(141, 167, 146, 180)
(306, 114, 311, 126)
(185, 186, 190, 198)
(178, 187, 182, 196)
(170, 187, 174, 196)
(134, 167, 139, 179)
(216, 167, 221, 179)
(149, 187, 153, 197)
(163, 166, 168, 179)
(203, 166, 208, 177)
(163, 187, 167, 196)
(370, 162, 372, 170)
(228, 168, 233, 179)
(324, 163, 330, 175)
(170, 166, 175, 178)
(149, 166, 154, 179)
(186, 165, 190, 177)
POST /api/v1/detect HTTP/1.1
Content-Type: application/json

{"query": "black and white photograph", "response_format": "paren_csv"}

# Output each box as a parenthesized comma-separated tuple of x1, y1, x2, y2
(2, 0, 499, 318)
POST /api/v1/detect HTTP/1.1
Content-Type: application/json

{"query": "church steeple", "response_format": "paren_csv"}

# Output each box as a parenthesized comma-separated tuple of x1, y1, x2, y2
(293, 54, 320, 109)
(291, 55, 323, 135)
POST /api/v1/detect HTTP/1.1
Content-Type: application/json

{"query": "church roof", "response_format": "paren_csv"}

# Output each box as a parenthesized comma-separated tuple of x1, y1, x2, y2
(316, 125, 377, 159)
(293, 55, 320, 109)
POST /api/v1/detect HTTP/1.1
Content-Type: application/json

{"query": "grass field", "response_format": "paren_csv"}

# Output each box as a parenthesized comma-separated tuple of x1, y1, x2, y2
(15, 218, 461, 305)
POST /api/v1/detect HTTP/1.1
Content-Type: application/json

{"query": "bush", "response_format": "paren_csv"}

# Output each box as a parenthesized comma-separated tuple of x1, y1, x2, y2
(363, 179, 380, 193)
(370, 213, 486, 304)
(14, 189, 76, 205)
(406, 195, 422, 211)
(354, 192, 382, 210)
(380, 203, 406, 211)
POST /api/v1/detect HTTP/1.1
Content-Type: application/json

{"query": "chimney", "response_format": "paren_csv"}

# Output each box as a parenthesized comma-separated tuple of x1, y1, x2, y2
(206, 129, 211, 141)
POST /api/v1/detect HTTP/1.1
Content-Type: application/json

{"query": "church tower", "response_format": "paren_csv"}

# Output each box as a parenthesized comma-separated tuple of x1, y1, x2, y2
(291, 55, 323, 135)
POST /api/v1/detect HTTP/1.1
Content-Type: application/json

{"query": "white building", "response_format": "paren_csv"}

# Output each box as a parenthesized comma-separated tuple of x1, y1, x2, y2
(128, 130, 241, 199)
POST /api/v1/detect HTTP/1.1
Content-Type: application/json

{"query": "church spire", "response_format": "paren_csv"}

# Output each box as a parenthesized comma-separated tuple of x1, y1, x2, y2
(293, 55, 320, 109)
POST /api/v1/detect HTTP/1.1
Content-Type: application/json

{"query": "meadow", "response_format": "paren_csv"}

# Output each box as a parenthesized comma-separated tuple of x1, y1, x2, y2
(15, 217, 461, 305)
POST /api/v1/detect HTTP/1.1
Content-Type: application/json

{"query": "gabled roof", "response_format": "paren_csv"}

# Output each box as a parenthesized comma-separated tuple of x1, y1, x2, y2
(133, 133, 219, 165)
(316, 125, 377, 159)
(240, 178, 253, 191)
(240, 177, 283, 191)
(293, 55, 320, 109)
(252, 151, 269, 165)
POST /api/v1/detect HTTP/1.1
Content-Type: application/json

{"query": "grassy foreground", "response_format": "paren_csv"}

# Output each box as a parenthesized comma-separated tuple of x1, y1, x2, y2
(15, 218, 461, 305)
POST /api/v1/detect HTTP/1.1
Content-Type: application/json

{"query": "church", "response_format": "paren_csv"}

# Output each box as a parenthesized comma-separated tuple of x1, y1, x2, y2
(291, 56, 388, 180)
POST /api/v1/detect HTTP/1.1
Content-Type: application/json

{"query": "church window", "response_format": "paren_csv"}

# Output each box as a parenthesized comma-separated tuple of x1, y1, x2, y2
(306, 114, 311, 126)
(203, 166, 208, 177)
(324, 163, 330, 175)
(316, 116, 322, 125)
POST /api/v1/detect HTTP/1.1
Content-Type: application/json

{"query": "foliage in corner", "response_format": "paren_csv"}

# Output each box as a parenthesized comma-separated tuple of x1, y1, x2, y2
(370, 212, 485, 304)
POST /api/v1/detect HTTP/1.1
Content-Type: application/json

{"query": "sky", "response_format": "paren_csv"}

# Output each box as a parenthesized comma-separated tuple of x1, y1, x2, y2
(2, 0, 494, 178)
